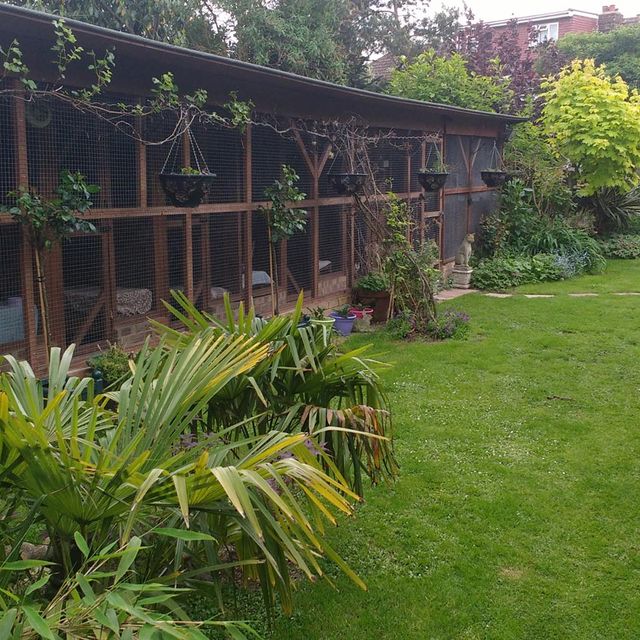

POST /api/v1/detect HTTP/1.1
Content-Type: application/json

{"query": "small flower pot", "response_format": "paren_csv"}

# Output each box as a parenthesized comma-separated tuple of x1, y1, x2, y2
(480, 170, 508, 188)
(418, 170, 449, 192)
(328, 173, 368, 195)
(159, 172, 216, 208)
(329, 312, 357, 336)
(349, 307, 373, 319)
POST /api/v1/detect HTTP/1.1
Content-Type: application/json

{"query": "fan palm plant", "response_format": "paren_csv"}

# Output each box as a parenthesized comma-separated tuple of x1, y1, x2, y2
(0, 333, 364, 615)
(152, 291, 399, 496)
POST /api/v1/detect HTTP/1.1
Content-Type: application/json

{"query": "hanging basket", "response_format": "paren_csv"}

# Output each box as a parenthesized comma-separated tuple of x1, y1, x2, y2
(159, 172, 216, 208)
(418, 170, 449, 192)
(328, 173, 368, 195)
(480, 170, 508, 188)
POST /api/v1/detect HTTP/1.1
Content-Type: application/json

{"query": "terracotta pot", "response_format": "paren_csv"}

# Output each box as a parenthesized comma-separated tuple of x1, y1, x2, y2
(355, 290, 391, 323)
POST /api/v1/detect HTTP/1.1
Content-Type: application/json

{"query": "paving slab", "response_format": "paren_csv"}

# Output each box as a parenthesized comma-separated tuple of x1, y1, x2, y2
(613, 292, 640, 296)
(568, 293, 599, 297)
(484, 293, 512, 298)
(524, 294, 555, 298)
(435, 288, 478, 302)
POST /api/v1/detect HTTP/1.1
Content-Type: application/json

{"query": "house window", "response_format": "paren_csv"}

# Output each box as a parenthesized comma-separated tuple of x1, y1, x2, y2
(535, 22, 559, 43)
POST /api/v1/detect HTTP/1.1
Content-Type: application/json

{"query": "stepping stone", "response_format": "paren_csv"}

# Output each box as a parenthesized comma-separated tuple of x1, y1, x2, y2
(435, 288, 478, 301)
(524, 294, 555, 298)
(613, 292, 640, 296)
(485, 293, 512, 298)
(568, 293, 599, 297)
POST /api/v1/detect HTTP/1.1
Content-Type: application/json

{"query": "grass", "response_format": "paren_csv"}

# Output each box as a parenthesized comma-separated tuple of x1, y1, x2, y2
(265, 259, 640, 640)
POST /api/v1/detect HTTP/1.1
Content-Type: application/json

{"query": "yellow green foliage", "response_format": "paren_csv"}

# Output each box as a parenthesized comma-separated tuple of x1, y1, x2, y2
(541, 59, 640, 196)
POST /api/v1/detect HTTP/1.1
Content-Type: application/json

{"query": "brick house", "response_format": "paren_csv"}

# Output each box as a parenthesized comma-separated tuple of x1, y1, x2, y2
(485, 9, 599, 50)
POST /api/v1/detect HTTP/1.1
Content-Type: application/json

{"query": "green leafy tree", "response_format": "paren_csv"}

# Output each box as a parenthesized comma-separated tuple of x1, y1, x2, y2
(5, 171, 99, 359)
(559, 25, 640, 89)
(541, 59, 640, 196)
(10, 0, 227, 53)
(387, 50, 513, 113)
(259, 165, 307, 315)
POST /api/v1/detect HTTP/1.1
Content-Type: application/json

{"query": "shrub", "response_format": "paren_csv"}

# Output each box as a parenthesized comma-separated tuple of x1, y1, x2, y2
(583, 185, 640, 235)
(426, 309, 470, 340)
(87, 343, 131, 386)
(541, 59, 640, 196)
(355, 272, 390, 292)
(388, 50, 513, 113)
(601, 234, 640, 259)
(471, 253, 566, 290)
(385, 313, 414, 340)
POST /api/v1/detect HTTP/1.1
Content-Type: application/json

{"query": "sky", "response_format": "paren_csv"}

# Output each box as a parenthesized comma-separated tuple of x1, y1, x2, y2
(432, 0, 640, 22)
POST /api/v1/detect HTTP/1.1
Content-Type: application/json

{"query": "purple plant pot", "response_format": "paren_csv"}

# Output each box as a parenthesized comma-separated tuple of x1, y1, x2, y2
(329, 312, 357, 336)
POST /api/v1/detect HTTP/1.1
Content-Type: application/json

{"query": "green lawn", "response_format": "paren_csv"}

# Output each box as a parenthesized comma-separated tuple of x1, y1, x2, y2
(270, 259, 640, 640)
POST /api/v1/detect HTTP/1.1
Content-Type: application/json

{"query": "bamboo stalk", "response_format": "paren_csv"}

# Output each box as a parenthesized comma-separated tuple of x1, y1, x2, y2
(34, 248, 51, 363)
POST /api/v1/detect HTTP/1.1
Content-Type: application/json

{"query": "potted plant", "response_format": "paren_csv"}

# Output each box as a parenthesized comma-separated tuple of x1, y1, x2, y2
(159, 166, 216, 208)
(328, 172, 368, 195)
(329, 304, 357, 336)
(417, 160, 449, 192)
(354, 272, 391, 323)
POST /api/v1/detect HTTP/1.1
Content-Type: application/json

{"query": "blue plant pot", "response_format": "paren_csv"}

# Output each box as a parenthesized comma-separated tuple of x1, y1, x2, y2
(329, 312, 357, 336)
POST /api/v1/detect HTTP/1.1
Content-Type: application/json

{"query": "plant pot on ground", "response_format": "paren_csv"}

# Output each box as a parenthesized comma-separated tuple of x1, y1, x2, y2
(159, 168, 216, 208)
(353, 272, 391, 323)
(329, 304, 357, 336)
(350, 305, 374, 332)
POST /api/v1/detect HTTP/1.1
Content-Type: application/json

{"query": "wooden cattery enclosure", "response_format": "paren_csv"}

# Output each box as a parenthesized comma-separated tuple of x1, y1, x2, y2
(0, 5, 524, 372)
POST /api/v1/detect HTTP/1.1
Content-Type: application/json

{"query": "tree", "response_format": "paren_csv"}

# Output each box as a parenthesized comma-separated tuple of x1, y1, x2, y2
(541, 59, 640, 196)
(10, 0, 227, 52)
(559, 25, 640, 89)
(387, 49, 513, 113)
(223, 0, 348, 83)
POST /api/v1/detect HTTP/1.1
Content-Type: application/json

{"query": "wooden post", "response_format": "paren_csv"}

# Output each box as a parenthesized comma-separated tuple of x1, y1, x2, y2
(12, 86, 39, 366)
(243, 123, 253, 307)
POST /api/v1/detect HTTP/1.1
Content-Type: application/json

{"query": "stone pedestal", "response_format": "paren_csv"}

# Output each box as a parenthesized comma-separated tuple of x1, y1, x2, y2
(452, 266, 473, 289)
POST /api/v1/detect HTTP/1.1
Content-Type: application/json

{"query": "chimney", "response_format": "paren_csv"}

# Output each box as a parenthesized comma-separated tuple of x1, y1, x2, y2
(599, 4, 624, 31)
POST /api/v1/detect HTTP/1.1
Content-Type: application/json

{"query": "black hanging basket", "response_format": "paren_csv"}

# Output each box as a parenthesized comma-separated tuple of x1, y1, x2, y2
(418, 170, 449, 192)
(159, 172, 216, 208)
(328, 172, 368, 195)
(480, 170, 508, 188)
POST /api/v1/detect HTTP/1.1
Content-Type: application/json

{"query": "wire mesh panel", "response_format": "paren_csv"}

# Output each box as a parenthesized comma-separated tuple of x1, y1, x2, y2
(471, 138, 496, 188)
(368, 138, 408, 194)
(113, 217, 156, 318)
(409, 141, 424, 193)
(62, 233, 108, 348)
(469, 190, 498, 233)
(26, 96, 138, 208)
(286, 212, 312, 298)
(443, 194, 468, 261)
(0, 224, 27, 352)
(146, 111, 179, 207)
(193, 120, 245, 204)
(205, 212, 246, 303)
(444, 135, 469, 189)
(318, 205, 346, 276)
(251, 212, 273, 301)
(252, 123, 312, 201)
(0, 96, 15, 206)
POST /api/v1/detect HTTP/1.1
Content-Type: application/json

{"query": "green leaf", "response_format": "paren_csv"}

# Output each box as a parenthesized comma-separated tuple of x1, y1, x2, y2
(22, 605, 55, 640)
(154, 528, 216, 542)
(73, 531, 90, 558)
(0, 560, 54, 571)
(115, 537, 141, 584)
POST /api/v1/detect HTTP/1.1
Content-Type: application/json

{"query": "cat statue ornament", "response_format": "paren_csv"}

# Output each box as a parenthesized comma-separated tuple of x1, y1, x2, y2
(453, 233, 474, 288)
